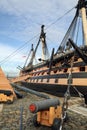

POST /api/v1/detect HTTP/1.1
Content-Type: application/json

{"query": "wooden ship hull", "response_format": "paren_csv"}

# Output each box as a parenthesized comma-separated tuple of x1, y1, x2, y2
(12, 49, 87, 96)
(21, 82, 87, 97)
(20, 56, 87, 96)
(11, 0, 87, 97)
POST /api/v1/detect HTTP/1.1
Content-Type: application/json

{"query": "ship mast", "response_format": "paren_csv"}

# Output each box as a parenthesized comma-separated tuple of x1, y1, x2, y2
(40, 25, 49, 60)
(27, 44, 34, 67)
(24, 25, 49, 69)
(23, 44, 34, 68)
(80, 0, 87, 45)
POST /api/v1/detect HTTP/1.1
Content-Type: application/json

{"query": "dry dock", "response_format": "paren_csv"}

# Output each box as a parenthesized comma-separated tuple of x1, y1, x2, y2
(0, 92, 87, 130)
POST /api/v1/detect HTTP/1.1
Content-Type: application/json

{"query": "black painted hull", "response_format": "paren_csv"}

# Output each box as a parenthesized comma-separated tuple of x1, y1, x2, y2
(21, 82, 87, 97)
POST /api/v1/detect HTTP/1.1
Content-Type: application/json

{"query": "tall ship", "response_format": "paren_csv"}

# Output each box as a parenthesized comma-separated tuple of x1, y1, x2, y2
(12, 0, 87, 96)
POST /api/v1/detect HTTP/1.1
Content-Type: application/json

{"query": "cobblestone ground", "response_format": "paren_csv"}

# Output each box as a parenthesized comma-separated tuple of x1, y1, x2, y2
(0, 93, 87, 130)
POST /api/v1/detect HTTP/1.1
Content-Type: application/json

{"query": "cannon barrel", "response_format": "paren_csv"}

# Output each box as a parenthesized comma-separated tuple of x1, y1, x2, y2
(11, 83, 50, 99)
(29, 98, 60, 113)
(14, 89, 23, 99)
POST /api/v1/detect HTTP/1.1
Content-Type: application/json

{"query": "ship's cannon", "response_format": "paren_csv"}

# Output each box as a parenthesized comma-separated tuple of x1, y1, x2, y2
(29, 98, 60, 113)
(29, 98, 63, 129)
(11, 83, 50, 99)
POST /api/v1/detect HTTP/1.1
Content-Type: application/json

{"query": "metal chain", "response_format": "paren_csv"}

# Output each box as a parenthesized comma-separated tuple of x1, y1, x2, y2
(70, 55, 84, 99)
(59, 83, 71, 130)
(73, 86, 84, 98)
(59, 54, 85, 130)
(62, 55, 74, 111)
(59, 56, 75, 130)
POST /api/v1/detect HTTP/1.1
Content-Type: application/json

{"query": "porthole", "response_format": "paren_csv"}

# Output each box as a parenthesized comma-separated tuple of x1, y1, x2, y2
(63, 68, 68, 73)
(41, 79, 43, 82)
(47, 79, 49, 82)
(55, 79, 58, 83)
(54, 70, 57, 73)
(79, 66, 85, 71)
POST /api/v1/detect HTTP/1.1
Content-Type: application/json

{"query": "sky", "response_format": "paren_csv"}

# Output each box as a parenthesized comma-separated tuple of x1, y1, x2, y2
(0, 0, 78, 75)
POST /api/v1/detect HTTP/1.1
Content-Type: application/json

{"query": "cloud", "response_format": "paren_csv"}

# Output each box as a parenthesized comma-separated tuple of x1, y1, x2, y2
(0, 43, 27, 72)
(0, 0, 78, 73)
(0, 0, 77, 22)
(0, 0, 77, 43)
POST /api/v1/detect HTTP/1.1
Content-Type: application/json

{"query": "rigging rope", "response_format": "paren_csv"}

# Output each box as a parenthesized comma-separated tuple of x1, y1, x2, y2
(27, 37, 41, 67)
(23, 49, 32, 68)
(0, 34, 39, 65)
(56, 14, 78, 54)
(46, 6, 75, 30)
(0, 6, 75, 66)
